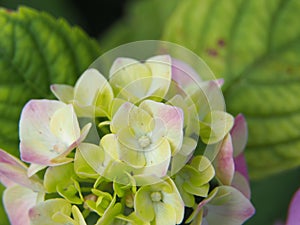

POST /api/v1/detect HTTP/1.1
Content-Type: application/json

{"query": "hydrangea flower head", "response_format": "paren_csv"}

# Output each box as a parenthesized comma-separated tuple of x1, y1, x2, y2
(0, 41, 254, 225)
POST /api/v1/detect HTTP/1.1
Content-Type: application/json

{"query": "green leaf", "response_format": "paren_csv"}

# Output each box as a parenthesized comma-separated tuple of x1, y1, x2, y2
(99, 0, 182, 52)
(0, 6, 100, 155)
(163, 0, 300, 179)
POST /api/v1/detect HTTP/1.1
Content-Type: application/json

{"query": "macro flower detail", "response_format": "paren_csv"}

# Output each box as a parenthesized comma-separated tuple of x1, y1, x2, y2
(51, 68, 114, 118)
(0, 41, 255, 225)
(19, 99, 91, 176)
(134, 178, 184, 225)
(109, 55, 171, 102)
(187, 186, 255, 225)
(175, 155, 215, 207)
(0, 149, 44, 225)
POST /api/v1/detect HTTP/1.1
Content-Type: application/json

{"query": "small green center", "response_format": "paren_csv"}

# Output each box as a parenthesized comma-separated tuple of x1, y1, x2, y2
(138, 135, 151, 148)
(151, 191, 162, 202)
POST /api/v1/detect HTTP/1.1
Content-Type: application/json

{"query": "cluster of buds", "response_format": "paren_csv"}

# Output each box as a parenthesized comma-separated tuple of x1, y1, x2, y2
(0, 42, 255, 225)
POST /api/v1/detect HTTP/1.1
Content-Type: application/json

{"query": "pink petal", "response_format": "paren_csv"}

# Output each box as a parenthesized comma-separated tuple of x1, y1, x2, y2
(232, 172, 251, 199)
(0, 149, 43, 191)
(171, 58, 202, 89)
(19, 100, 88, 173)
(286, 188, 300, 225)
(20, 100, 66, 164)
(214, 135, 234, 185)
(231, 114, 248, 157)
(3, 185, 40, 225)
(234, 153, 249, 182)
(0, 149, 26, 187)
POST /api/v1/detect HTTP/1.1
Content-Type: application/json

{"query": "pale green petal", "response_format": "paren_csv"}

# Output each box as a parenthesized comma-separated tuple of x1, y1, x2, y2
(78, 142, 106, 176)
(116, 212, 151, 225)
(189, 81, 225, 120)
(143, 138, 171, 177)
(109, 98, 127, 118)
(117, 127, 137, 145)
(128, 106, 154, 136)
(29, 199, 72, 225)
(171, 137, 197, 175)
(72, 205, 87, 225)
(95, 194, 122, 225)
(74, 68, 108, 107)
(174, 175, 195, 207)
(153, 202, 177, 225)
(50, 84, 74, 103)
(190, 156, 215, 186)
(183, 182, 209, 197)
(110, 102, 133, 133)
(200, 111, 234, 144)
(3, 185, 41, 225)
(135, 186, 155, 222)
(95, 88, 114, 117)
(109, 57, 152, 100)
(118, 142, 146, 168)
(162, 179, 185, 224)
(145, 55, 172, 99)
(74, 149, 99, 179)
(44, 163, 75, 193)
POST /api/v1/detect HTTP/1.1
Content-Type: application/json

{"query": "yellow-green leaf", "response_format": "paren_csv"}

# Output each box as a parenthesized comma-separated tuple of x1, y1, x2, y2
(163, 0, 300, 179)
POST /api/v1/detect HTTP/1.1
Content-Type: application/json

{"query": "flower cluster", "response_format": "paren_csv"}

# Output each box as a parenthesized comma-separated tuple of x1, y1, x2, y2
(0, 52, 255, 225)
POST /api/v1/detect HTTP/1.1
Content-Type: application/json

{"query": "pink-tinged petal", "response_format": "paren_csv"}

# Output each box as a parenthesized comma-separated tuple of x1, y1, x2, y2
(3, 185, 41, 225)
(20, 100, 88, 174)
(140, 100, 184, 154)
(0, 149, 26, 187)
(234, 153, 249, 182)
(20, 100, 66, 164)
(232, 172, 251, 199)
(0, 149, 43, 190)
(286, 188, 300, 225)
(231, 114, 248, 157)
(214, 135, 234, 185)
(205, 186, 255, 225)
(171, 58, 202, 89)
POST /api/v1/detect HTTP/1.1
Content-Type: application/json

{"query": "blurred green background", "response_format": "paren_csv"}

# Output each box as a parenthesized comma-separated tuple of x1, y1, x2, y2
(0, 0, 300, 224)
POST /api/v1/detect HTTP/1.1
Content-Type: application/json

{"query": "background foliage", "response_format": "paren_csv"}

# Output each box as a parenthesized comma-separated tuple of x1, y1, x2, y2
(0, 0, 300, 225)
